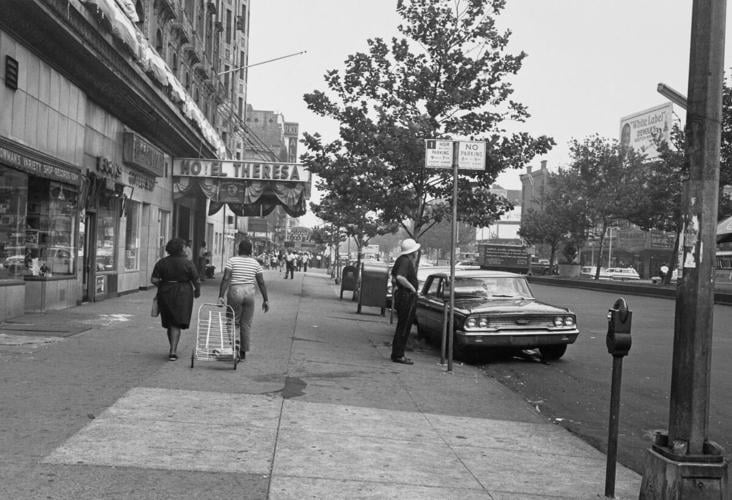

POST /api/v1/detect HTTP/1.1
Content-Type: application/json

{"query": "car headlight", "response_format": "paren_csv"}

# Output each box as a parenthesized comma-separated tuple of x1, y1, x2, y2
(466, 317, 477, 328)
(564, 316, 575, 326)
(553, 316, 564, 327)
(478, 317, 488, 328)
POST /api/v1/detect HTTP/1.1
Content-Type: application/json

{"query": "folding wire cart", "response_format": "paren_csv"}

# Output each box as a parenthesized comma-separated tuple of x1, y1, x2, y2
(191, 303, 238, 369)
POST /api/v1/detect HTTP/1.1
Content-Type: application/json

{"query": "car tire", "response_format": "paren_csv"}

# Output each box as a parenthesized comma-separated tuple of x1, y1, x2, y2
(539, 344, 567, 361)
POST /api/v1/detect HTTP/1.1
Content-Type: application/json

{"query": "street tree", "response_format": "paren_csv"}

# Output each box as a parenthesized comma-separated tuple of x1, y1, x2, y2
(302, 134, 397, 272)
(302, 0, 554, 247)
(556, 135, 647, 278)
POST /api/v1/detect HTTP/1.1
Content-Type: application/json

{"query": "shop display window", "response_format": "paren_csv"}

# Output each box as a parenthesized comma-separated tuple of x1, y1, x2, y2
(25, 177, 78, 277)
(0, 168, 29, 279)
(124, 200, 140, 271)
(96, 195, 118, 272)
(0, 171, 77, 279)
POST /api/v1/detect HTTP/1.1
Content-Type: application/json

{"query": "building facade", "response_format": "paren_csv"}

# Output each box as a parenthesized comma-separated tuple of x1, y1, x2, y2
(0, 0, 250, 318)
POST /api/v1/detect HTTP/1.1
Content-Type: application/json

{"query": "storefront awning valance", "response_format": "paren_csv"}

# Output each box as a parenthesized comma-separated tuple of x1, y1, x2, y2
(172, 158, 312, 216)
(174, 177, 310, 217)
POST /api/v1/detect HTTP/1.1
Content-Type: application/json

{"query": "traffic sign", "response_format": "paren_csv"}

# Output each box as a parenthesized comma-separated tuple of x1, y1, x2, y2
(457, 141, 486, 171)
(425, 139, 453, 169)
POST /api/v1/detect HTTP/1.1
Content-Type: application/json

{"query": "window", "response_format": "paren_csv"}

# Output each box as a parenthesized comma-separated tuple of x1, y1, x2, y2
(135, 0, 144, 23)
(238, 97, 243, 118)
(0, 168, 29, 279)
(225, 8, 232, 43)
(224, 65, 229, 93)
(169, 45, 177, 72)
(124, 200, 140, 271)
(155, 29, 163, 53)
(0, 169, 78, 278)
(95, 195, 117, 272)
(26, 178, 77, 277)
(239, 51, 245, 78)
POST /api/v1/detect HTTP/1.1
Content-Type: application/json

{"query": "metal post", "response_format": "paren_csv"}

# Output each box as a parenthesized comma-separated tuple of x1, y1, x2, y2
(440, 301, 448, 365)
(641, 1, 729, 497)
(605, 355, 624, 498)
(447, 141, 458, 373)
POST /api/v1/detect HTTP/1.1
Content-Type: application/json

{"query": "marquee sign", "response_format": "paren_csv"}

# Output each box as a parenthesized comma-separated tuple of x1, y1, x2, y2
(173, 158, 310, 182)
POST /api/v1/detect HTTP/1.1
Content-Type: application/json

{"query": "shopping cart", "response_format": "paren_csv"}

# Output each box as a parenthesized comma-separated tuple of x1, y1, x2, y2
(191, 303, 238, 370)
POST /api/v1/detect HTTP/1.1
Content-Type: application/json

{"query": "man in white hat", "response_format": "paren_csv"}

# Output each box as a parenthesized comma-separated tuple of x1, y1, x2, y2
(390, 238, 421, 364)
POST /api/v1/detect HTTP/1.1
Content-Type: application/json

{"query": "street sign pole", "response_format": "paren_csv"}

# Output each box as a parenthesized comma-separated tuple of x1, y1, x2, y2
(447, 141, 458, 373)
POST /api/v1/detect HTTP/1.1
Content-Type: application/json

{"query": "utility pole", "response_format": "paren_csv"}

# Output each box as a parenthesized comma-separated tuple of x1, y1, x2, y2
(640, 1, 729, 498)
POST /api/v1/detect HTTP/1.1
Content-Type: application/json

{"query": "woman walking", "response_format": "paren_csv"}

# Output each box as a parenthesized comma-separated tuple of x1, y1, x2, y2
(151, 238, 201, 360)
(218, 240, 269, 359)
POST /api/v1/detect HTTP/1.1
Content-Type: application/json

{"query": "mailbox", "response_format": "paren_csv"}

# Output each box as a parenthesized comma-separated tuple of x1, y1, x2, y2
(340, 265, 359, 300)
(606, 297, 632, 357)
(357, 263, 388, 315)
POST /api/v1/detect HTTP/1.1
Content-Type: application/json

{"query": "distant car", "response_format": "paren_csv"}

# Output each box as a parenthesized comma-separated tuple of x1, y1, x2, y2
(605, 267, 640, 280)
(414, 270, 579, 360)
(3, 255, 26, 274)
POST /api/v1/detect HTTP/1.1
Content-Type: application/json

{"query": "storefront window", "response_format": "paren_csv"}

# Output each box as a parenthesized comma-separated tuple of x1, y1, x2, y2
(0, 168, 29, 279)
(159, 209, 170, 259)
(124, 200, 140, 271)
(96, 195, 117, 272)
(20, 177, 77, 277)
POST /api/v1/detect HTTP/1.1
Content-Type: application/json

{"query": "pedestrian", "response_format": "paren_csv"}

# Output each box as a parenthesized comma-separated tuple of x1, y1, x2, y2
(302, 252, 310, 272)
(218, 240, 269, 359)
(198, 241, 208, 281)
(390, 238, 420, 365)
(184, 239, 193, 261)
(284, 250, 295, 279)
(151, 237, 201, 361)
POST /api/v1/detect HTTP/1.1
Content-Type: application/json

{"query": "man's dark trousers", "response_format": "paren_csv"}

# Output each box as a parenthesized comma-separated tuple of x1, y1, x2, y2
(391, 288, 416, 360)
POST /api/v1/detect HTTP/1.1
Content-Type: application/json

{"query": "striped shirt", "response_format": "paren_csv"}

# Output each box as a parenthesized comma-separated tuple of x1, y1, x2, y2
(225, 256, 263, 285)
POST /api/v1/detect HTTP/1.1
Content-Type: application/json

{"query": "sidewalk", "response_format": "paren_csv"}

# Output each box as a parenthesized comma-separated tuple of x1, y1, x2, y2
(0, 269, 641, 499)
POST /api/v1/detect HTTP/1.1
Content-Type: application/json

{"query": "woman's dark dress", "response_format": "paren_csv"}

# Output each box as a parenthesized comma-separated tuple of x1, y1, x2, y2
(152, 255, 201, 329)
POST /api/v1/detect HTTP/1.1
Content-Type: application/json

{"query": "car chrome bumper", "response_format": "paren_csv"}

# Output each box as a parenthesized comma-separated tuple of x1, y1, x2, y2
(455, 330, 579, 348)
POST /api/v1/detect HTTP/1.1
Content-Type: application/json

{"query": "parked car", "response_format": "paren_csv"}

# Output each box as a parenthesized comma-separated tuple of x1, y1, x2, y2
(414, 270, 579, 360)
(605, 267, 640, 280)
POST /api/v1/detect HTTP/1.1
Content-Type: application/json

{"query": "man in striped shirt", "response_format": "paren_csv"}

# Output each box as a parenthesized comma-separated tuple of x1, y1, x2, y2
(218, 240, 269, 359)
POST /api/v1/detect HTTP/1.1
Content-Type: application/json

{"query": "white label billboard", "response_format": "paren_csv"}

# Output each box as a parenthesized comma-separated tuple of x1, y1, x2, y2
(619, 102, 673, 159)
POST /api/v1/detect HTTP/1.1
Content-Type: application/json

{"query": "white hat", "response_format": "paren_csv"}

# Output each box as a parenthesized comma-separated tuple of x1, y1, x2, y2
(399, 238, 421, 256)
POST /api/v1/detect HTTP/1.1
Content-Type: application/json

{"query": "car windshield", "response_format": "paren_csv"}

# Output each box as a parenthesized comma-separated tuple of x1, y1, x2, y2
(450, 276, 534, 299)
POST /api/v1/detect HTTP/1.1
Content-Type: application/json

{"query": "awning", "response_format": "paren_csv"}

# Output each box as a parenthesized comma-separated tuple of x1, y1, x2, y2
(173, 177, 310, 218)
(717, 216, 732, 243)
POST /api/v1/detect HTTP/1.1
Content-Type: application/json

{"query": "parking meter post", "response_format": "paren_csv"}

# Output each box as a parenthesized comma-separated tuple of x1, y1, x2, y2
(605, 297, 632, 499)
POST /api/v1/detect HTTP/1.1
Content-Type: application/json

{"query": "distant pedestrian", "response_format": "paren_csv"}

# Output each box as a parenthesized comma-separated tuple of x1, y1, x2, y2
(218, 240, 269, 359)
(302, 252, 310, 272)
(151, 238, 201, 361)
(184, 240, 193, 261)
(284, 250, 295, 279)
(198, 241, 209, 281)
(390, 238, 420, 365)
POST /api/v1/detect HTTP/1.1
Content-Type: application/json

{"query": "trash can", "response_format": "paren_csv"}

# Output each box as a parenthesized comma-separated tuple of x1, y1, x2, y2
(357, 262, 388, 315)
(340, 265, 359, 300)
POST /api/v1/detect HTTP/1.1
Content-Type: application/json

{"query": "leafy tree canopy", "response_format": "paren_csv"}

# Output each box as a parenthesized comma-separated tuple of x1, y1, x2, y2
(303, 0, 554, 242)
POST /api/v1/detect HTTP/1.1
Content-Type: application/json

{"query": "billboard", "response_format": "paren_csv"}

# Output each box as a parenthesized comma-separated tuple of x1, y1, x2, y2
(619, 102, 673, 159)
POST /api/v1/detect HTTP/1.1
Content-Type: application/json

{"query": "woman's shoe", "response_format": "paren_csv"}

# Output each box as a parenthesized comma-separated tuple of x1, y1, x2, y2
(169, 354, 178, 361)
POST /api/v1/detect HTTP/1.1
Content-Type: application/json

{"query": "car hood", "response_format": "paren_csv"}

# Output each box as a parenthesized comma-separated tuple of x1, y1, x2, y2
(454, 297, 572, 315)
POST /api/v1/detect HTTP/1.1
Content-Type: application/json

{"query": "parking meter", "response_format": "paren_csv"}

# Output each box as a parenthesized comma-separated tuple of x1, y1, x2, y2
(606, 297, 632, 357)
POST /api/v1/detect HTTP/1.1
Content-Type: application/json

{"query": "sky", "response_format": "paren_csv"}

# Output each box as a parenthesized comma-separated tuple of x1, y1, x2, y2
(246, 1, 732, 226)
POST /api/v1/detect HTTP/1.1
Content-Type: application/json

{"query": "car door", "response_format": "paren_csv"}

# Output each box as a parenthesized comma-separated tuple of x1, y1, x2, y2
(417, 275, 446, 338)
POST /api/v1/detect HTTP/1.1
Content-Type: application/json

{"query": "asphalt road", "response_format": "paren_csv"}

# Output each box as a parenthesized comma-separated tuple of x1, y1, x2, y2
(472, 284, 732, 475)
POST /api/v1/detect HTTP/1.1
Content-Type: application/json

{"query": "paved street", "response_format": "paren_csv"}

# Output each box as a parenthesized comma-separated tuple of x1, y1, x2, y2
(0, 269, 640, 499)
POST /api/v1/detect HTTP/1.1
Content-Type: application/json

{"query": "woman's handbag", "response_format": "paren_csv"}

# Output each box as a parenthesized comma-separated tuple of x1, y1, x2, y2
(151, 296, 159, 317)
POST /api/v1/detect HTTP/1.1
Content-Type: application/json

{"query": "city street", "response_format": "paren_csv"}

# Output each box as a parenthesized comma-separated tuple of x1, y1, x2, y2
(0, 269, 641, 499)
(478, 283, 732, 474)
